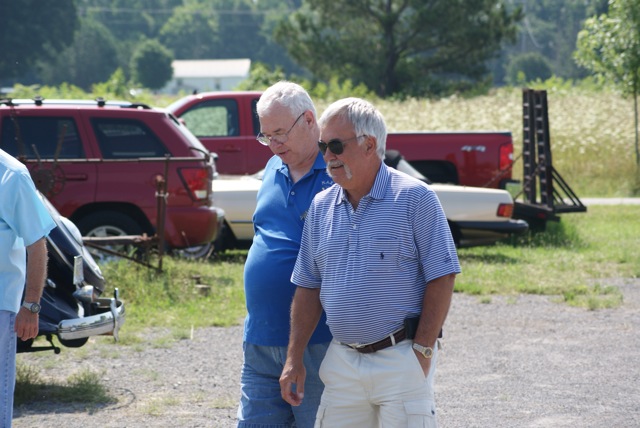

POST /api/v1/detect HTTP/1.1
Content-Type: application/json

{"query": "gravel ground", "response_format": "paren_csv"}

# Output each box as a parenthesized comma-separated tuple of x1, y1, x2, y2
(14, 278, 640, 428)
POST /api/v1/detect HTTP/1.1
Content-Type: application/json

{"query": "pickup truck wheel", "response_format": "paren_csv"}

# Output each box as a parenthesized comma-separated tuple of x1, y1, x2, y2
(213, 221, 237, 253)
(77, 212, 144, 262)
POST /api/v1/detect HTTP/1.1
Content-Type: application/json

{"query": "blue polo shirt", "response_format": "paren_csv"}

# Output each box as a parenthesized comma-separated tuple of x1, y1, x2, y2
(243, 153, 334, 346)
(0, 150, 56, 313)
(292, 162, 461, 345)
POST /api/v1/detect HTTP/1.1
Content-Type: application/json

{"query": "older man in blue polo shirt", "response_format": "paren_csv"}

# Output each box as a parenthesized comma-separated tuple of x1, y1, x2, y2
(237, 82, 333, 428)
(280, 98, 461, 427)
(1, 148, 56, 426)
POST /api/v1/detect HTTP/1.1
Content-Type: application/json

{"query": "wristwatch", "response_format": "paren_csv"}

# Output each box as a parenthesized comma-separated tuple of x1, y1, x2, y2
(22, 301, 41, 314)
(412, 342, 434, 359)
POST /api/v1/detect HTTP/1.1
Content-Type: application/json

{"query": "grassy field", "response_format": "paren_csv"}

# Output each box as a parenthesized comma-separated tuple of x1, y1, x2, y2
(455, 205, 639, 309)
(87, 203, 639, 344)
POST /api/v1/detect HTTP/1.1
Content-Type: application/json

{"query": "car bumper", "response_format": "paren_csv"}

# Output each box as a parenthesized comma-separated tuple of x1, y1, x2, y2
(58, 289, 125, 341)
(454, 219, 529, 247)
(165, 205, 224, 248)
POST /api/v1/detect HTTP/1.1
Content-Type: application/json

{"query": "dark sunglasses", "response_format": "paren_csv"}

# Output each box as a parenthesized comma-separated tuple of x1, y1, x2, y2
(318, 135, 366, 155)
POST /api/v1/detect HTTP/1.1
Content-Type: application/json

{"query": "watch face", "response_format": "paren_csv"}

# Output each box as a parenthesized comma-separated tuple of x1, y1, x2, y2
(24, 302, 41, 313)
(413, 343, 433, 358)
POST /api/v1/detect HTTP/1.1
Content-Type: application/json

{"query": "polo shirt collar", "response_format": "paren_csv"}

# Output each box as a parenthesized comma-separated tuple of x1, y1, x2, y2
(336, 161, 389, 206)
(276, 151, 327, 180)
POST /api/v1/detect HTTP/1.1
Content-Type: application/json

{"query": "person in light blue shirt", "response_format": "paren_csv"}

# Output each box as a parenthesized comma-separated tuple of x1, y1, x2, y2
(0, 148, 56, 427)
(238, 82, 333, 428)
(281, 98, 461, 427)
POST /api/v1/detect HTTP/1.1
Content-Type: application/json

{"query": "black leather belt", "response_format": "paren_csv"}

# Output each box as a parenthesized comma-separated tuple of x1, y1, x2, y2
(343, 328, 407, 354)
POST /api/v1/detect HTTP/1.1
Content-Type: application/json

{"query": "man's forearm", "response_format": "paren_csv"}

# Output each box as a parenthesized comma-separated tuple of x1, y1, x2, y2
(415, 273, 455, 347)
(24, 238, 48, 303)
(287, 286, 323, 360)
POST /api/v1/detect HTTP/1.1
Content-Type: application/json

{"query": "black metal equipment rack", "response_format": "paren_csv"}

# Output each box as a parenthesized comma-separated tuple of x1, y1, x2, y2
(514, 89, 587, 230)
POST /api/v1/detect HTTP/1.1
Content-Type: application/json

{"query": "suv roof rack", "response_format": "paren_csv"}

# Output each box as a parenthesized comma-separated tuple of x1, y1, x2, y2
(0, 97, 151, 109)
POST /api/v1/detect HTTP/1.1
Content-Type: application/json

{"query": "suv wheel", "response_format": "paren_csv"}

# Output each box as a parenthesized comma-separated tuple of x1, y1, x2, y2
(77, 212, 144, 261)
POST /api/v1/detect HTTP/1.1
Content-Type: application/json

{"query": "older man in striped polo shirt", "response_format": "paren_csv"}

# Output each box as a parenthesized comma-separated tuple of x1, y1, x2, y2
(280, 97, 461, 427)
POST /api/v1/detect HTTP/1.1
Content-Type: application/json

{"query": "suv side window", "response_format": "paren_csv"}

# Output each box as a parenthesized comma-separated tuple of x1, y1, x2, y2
(92, 119, 168, 158)
(180, 99, 239, 137)
(1, 116, 84, 159)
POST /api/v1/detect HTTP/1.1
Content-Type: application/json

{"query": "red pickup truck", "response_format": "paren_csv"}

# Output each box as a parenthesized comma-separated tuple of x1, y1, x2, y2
(167, 91, 514, 188)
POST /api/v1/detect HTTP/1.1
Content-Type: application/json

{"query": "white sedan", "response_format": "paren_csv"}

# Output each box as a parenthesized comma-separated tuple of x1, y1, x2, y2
(212, 150, 528, 250)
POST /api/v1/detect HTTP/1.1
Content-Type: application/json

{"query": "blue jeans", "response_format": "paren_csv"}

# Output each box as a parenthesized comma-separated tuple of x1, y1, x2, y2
(237, 341, 329, 428)
(1, 311, 17, 428)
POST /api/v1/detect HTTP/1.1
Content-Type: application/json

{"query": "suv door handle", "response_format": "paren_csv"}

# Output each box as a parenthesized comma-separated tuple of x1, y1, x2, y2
(219, 144, 242, 153)
(64, 173, 89, 181)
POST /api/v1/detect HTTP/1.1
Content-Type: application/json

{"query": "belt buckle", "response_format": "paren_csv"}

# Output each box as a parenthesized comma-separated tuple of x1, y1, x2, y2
(342, 342, 366, 350)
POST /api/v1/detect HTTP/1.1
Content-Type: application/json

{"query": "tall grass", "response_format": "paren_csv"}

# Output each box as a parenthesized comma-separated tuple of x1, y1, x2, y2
(99, 251, 247, 331)
(365, 87, 638, 197)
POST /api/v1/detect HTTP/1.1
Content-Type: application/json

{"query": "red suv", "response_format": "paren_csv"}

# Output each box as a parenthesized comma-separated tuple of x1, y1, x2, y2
(0, 97, 223, 255)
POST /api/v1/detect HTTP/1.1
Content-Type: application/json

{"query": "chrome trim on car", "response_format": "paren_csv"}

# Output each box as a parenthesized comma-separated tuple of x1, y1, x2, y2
(58, 289, 125, 341)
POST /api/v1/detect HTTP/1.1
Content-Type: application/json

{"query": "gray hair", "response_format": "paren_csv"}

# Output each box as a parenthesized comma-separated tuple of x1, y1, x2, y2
(318, 97, 387, 159)
(256, 81, 316, 119)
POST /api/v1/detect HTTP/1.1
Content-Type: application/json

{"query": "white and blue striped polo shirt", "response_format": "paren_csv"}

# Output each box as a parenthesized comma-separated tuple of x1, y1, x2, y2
(292, 162, 461, 345)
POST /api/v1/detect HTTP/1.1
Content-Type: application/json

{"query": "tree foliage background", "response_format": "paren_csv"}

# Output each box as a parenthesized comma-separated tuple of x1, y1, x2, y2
(274, 0, 522, 97)
(0, 0, 78, 79)
(130, 39, 174, 90)
(0, 0, 624, 98)
(575, 0, 640, 166)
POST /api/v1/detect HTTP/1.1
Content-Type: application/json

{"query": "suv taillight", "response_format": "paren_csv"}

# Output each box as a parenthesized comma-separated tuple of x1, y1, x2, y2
(178, 167, 211, 201)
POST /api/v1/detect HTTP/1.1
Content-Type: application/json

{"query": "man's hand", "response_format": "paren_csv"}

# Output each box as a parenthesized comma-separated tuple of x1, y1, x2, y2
(280, 359, 306, 406)
(15, 309, 39, 341)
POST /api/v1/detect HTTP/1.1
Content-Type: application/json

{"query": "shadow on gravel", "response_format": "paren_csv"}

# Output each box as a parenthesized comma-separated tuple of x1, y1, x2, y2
(14, 385, 135, 417)
(13, 363, 119, 414)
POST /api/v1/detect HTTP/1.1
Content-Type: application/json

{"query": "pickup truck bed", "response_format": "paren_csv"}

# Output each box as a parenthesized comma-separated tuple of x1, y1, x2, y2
(166, 91, 514, 189)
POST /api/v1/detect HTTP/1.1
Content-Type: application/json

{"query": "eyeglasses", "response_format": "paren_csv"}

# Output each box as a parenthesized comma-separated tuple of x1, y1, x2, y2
(256, 112, 305, 146)
(318, 135, 366, 155)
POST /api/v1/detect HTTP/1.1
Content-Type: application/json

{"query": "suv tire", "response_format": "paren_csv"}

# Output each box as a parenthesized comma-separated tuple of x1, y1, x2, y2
(77, 211, 143, 238)
(77, 211, 145, 261)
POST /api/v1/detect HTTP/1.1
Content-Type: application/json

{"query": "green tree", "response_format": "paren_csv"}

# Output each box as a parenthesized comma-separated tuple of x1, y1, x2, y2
(505, 52, 552, 85)
(575, 0, 640, 165)
(274, 0, 522, 97)
(0, 0, 78, 79)
(130, 39, 174, 90)
(40, 18, 120, 91)
(81, 0, 183, 41)
(159, 1, 220, 59)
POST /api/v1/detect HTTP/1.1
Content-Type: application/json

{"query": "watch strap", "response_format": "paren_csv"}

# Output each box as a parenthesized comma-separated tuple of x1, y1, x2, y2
(412, 342, 434, 359)
(22, 301, 41, 314)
